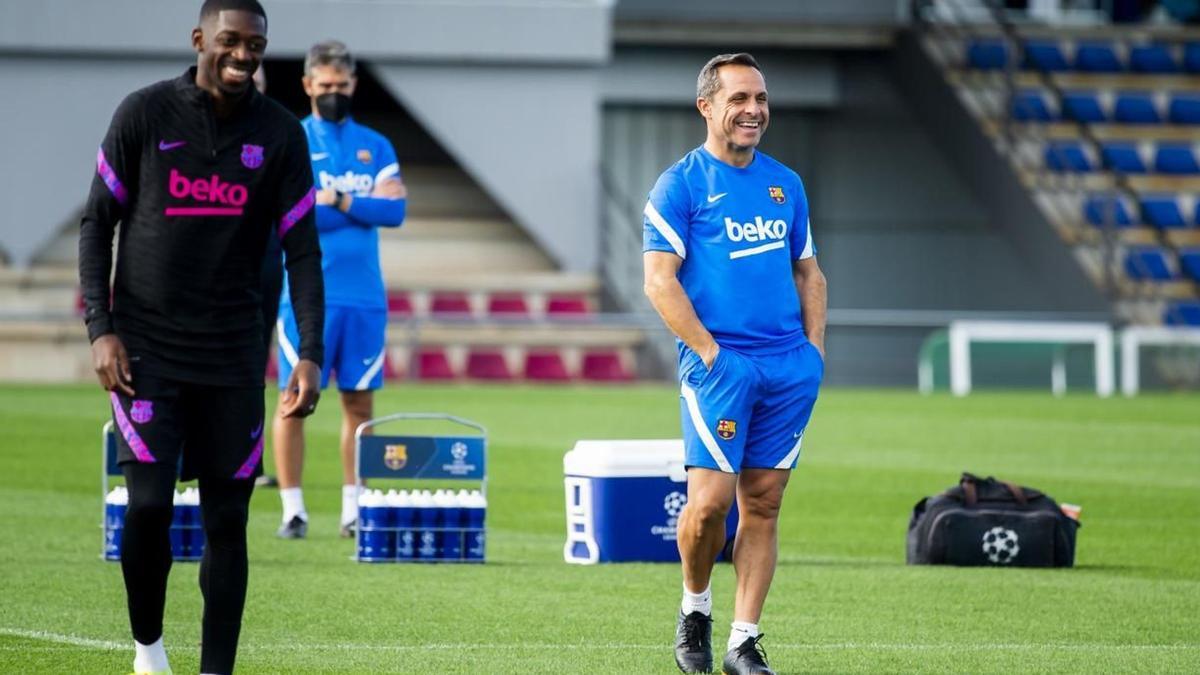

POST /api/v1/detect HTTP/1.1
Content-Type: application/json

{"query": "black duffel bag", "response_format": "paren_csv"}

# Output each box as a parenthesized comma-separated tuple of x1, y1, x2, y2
(906, 472, 1080, 567)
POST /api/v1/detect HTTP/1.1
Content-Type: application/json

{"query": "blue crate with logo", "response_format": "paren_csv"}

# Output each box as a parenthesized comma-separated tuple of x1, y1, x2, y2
(354, 413, 487, 564)
(101, 422, 204, 562)
(563, 440, 737, 564)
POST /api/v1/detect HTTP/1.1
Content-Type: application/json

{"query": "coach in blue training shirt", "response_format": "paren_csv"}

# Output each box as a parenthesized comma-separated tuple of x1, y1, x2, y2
(644, 53, 827, 675)
(274, 40, 407, 539)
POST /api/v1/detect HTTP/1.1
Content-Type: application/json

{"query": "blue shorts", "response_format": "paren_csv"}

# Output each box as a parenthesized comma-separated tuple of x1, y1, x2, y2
(678, 342, 823, 473)
(277, 305, 387, 392)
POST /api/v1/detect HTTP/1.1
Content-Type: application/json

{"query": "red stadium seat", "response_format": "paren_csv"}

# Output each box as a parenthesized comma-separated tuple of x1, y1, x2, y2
(581, 350, 633, 382)
(466, 349, 513, 380)
(264, 351, 278, 379)
(386, 290, 413, 317)
(430, 291, 472, 317)
(487, 293, 530, 318)
(415, 348, 456, 380)
(524, 350, 571, 382)
(546, 294, 592, 317)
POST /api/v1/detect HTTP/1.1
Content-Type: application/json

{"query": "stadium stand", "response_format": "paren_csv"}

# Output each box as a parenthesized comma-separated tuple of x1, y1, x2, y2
(922, 12, 1200, 328)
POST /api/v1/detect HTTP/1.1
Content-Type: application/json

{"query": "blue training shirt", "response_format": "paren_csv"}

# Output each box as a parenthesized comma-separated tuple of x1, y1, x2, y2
(280, 115, 406, 311)
(643, 146, 815, 354)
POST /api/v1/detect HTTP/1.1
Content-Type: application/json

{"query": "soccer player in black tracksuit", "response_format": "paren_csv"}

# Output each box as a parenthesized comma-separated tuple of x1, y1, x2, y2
(78, 2, 323, 672)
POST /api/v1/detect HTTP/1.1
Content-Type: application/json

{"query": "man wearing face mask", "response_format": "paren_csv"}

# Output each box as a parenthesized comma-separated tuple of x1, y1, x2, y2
(274, 39, 408, 539)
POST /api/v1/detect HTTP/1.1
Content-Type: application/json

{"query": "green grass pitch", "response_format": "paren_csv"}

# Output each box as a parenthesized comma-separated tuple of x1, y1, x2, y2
(0, 383, 1197, 673)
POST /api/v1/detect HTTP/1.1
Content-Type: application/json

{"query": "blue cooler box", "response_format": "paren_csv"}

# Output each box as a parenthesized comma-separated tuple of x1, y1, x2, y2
(563, 440, 737, 564)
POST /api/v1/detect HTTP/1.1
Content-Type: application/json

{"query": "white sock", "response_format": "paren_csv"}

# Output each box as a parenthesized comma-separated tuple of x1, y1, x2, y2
(728, 621, 759, 652)
(133, 636, 169, 672)
(681, 584, 712, 616)
(280, 487, 306, 523)
(341, 484, 360, 526)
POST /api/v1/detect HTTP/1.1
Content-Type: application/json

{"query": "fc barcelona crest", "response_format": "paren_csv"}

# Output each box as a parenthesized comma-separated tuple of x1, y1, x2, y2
(241, 144, 264, 170)
(383, 443, 408, 470)
(130, 400, 154, 424)
(768, 186, 786, 204)
(716, 419, 737, 440)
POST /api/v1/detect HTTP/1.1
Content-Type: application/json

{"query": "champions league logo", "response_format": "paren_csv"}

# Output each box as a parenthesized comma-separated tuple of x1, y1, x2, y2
(442, 441, 477, 477)
(651, 491, 688, 541)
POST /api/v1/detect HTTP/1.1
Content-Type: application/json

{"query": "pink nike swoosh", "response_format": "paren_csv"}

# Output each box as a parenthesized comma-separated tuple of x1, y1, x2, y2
(158, 140, 187, 151)
(250, 421, 263, 440)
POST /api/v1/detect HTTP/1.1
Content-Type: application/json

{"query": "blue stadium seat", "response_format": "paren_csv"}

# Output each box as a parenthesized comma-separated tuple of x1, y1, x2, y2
(1101, 142, 1147, 173)
(1185, 43, 1200, 73)
(1129, 44, 1180, 73)
(1024, 41, 1070, 72)
(1140, 195, 1186, 228)
(1012, 90, 1055, 121)
(1062, 90, 1106, 123)
(1154, 143, 1200, 174)
(1083, 194, 1135, 227)
(1114, 92, 1161, 124)
(1180, 249, 1200, 282)
(967, 39, 1009, 70)
(1075, 42, 1123, 72)
(1168, 93, 1200, 124)
(1124, 247, 1175, 280)
(1164, 300, 1200, 326)
(1045, 141, 1092, 172)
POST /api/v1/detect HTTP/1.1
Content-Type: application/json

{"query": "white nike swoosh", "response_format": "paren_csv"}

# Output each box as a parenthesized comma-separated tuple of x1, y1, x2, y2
(362, 358, 374, 365)
(311, 153, 329, 160)
(707, 193, 727, 203)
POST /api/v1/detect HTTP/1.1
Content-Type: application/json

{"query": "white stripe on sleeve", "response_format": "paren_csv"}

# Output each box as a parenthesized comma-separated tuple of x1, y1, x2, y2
(375, 162, 400, 184)
(797, 217, 815, 260)
(644, 201, 687, 259)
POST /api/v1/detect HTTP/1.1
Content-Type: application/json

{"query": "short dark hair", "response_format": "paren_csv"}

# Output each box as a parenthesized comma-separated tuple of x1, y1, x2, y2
(305, 40, 356, 76)
(199, 0, 267, 27)
(697, 53, 762, 100)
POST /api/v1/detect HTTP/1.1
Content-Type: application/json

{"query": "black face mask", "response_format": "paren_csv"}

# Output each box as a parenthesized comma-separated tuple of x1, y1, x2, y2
(316, 93, 351, 123)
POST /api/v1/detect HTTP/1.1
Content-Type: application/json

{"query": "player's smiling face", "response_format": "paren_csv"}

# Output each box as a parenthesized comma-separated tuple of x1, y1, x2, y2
(705, 65, 769, 152)
(193, 10, 268, 98)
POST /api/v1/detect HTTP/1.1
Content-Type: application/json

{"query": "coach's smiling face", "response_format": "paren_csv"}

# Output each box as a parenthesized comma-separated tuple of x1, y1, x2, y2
(701, 64, 769, 155)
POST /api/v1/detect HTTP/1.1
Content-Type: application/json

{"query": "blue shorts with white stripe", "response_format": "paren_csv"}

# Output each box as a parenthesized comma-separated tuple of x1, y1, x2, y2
(277, 305, 387, 392)
(678, 342, 823, 473)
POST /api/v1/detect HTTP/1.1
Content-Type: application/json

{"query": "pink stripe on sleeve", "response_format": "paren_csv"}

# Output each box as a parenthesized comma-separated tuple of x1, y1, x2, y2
(96, 148, 129, 206)
(277, 188, 316, 240)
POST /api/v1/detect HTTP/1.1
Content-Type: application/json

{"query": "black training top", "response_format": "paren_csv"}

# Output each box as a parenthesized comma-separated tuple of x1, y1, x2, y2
(79, 67, 324, 387)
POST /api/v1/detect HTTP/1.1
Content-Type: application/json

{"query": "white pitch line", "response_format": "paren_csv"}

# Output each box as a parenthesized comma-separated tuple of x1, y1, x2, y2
(2, 629, 1195, 654)
(0, 628, 122, 650)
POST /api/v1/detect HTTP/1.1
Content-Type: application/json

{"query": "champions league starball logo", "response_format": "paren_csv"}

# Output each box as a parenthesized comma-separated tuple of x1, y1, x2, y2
(982, 527, 1021, 564)
(652, 491, 688, 541)
(441, 441, 476, 477)
(663, 491, 687, 518)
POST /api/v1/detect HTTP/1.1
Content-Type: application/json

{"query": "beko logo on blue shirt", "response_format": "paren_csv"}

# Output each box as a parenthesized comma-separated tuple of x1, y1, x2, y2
(724, 216, 787, 243)
(318, 170, 373, 194)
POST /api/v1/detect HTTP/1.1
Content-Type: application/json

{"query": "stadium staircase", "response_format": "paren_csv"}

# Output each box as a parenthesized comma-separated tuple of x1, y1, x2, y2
(0, 164, 645, 383)
(905, 0, 1200, 328)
